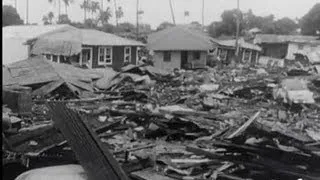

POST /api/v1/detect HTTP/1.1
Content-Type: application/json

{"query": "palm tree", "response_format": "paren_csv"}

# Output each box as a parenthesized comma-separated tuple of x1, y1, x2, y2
(90, 1, 100, 19)
(48, 11, 54, 24)
(48, 0, 61, 18)
(80, 0, 90, 23)
(62, 0, 73, 16)
(98, 7, 112, 26)
(42, 16, 49, 25)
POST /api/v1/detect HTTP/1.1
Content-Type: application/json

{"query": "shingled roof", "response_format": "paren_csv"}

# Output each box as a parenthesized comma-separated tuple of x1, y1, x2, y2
(147, 25, 218, 51)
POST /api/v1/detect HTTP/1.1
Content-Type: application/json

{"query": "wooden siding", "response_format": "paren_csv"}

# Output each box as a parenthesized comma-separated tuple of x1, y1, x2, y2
(90, 45, 138, 71)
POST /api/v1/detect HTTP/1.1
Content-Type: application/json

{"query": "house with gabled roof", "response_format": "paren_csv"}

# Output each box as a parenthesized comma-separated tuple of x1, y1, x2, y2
(25, 26, 145, 71)
(147, 25, 218, 71)
(254, 34, 320, 61)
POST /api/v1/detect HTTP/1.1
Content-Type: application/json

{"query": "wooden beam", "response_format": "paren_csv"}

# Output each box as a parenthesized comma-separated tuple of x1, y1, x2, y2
(47, 102, 129, 180)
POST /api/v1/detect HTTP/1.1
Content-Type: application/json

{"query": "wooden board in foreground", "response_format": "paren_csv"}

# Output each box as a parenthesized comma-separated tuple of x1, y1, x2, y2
(47, 102, 129, 180)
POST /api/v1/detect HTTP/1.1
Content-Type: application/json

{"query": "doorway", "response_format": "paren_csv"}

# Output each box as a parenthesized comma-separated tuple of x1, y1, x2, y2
(81, 47, 93, 68)
(181, 51, 188, 69)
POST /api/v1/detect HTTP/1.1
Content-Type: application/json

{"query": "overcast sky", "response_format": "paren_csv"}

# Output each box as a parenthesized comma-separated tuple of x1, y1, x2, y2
(3, 0, 319, 29)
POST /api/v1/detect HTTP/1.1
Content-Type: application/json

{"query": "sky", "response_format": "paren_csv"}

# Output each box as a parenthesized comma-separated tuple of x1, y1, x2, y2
(3, 0, 319, 29)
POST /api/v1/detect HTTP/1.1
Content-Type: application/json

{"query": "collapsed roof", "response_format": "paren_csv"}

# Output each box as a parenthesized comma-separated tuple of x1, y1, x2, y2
(218, 38, 262, 51)
(254, 34, 320, 44)
(3, 56, 107, 97)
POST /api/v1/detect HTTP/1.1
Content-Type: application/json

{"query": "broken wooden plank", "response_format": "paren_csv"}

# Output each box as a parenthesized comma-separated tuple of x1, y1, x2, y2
(130, 168, 175, 180)
(94, 120, 122, 134)
(227, 111, 260, 139)
(47, 102, 129, 180)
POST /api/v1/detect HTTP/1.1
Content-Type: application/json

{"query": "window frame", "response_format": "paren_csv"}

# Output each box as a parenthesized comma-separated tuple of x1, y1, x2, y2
(44, 54, 60, 63)
(98, 46, 113, 65)
(193, 51, 201, 60)
(242, 49, 252, 62)
(124, 46, 131, 63)
(163, 51, 171, 62)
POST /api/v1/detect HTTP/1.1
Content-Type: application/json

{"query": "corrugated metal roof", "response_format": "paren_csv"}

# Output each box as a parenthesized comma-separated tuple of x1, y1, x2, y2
(81, 29, 145, 46)
(254, 34, 320, 44)
(147, 25, 217, 51)
(218, 39, 262, 51)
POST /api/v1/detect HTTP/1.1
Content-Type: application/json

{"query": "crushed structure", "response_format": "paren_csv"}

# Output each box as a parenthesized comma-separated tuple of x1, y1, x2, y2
(3, 60, 320, 180)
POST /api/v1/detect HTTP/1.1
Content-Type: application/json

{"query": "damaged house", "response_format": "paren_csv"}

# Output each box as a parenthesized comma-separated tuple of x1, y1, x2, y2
(216, 38, 262, 66)
(254, 34, 320, 62)
(147, 25, 218, 71)
(2, 24, 74, 65)
(26, 26, 145, 71)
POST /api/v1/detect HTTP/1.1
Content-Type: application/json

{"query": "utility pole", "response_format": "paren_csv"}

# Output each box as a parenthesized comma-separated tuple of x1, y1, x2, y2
(202, 0, 204, 30)
(100, 0, 104, 25)
(235, 0, 240, 57)
(114, 0, 118, 27)
(136, 0, 139, 40)
(84, 0, 87, 23)
(14, 0, 17, 9)
(58, 0, 61, 19)
(26, 0, 29, 24)
(169, 0, 176, 25)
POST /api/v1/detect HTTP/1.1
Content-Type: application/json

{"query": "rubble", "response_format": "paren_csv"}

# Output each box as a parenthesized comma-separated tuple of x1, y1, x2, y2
(3, 63, 320, 180)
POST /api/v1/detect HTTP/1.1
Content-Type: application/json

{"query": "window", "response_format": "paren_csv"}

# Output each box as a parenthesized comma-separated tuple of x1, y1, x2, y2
(60, 56, 70, 64)
(208, 48, 215, 55)
(298, 44, 304, 50)
(163, 51, 171, 62)
(44, 54, 60, 63)
(98, 47, 112, 65)
(243, 50, 251, 62)
(124, 47, 131, 63)
(219, 50, 227, 61)
(45, 54, 52, 61)
(52, 55, 58, 62)
(193, 51, 201, 60)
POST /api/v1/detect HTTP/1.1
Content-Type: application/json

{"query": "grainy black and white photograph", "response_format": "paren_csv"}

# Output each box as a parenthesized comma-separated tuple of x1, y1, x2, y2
(2, 0, 320, 179)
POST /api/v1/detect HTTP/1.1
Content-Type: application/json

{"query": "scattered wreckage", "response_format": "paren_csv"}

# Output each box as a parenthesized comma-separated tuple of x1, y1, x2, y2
(2, 58, 320, 180)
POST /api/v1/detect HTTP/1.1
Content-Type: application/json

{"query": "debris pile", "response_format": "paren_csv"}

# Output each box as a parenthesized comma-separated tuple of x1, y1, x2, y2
(3, 63, 320, 180)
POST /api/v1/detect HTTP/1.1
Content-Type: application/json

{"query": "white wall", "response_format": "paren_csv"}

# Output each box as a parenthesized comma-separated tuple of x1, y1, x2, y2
(286, 43, 320, 60)
(3, 38, 29, 65)
(153, 51, 181, 71)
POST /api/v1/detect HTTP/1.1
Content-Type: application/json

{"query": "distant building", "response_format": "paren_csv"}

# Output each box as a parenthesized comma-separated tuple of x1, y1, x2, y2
(147, 25, 218, 71)
(254, 34, 320, 60)
(25, 26, 145, 70)
(216, 38, 262, 66)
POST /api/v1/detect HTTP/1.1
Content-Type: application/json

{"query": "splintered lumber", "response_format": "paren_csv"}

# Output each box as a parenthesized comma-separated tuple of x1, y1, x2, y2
(227, 111, 260, 139)
(130, 168, 175, 180)
(47, 102, 129, 180)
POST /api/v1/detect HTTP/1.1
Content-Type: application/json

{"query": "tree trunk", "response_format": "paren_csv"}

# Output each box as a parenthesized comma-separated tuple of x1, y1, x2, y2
(65, 3, 68, 16)
(58, 0, 61, 18)
(84, 0, 87, 23)
(26, 0, 29, 24)
(114, 0, 118, 26)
